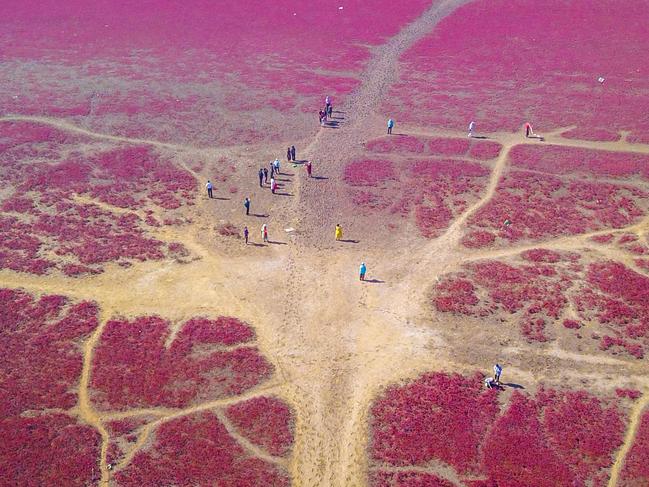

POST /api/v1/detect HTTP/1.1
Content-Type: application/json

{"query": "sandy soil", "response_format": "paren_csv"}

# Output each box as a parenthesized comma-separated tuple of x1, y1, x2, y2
(2, 1, 649, 485)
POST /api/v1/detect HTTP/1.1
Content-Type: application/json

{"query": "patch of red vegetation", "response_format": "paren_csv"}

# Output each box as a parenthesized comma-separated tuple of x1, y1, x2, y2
(433, 253, 649, 358)
(387, 0, 649, 141)
(427, 137, 470, 156)
(365, 136, 426, 155)
(344, 160, 398, 187)
(225, 397, 294, 457)
(105, 416, 154, 467)
(0, 125, 197, 275)
(466, 169, 647, 247)
(365, 136, 502, 161)
(433, 277, 480, 314)
(591, 234, 615, 244)
(615, 389, 641, 400)
(510, 145, 649, 181)
(562, 127, 621, 142)
(90, 315, 271, 411)
(461, 230, 496, 248)
(0, 289, 99, 416)
(345, 155, 489, 238)
(370, 373, 626, 486)
(113, 411, 289, 486)
(577, 261, 649, 358)
(468, 140, 502, 160)
(370, 471, 455, 487)
(0, 414, 101, 486)
(0, 0, 431, 145)
(0, 289, 102, 485)
(437, 258, 576, 342)
(371, 372, 499, 473)
(563, 319, 582, 329)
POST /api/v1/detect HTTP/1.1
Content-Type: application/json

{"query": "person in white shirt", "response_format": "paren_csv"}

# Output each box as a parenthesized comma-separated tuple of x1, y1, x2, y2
(468, 121, 476, 137)
(206, 180, 213, 199)
(274, 158, 280, 174)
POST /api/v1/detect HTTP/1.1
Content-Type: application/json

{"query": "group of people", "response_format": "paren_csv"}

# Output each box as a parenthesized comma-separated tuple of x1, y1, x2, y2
(383, 117, 538, 140)
(242, 223, 268, 245)
(286, 145, 297, 162)
(484, 364, 503, 389)
(319, 95, 334, 125)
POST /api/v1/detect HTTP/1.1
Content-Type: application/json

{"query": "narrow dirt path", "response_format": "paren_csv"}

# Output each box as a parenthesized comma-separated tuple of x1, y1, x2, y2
(608, 392, 649, 487)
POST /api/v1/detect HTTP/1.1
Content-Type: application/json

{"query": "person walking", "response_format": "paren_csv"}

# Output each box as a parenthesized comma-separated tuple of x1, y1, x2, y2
(270, 177, 276, 194)
(291, 145, 296, 161)
(327, 104, 333, 118)
(319, 110, 326, 126)
(387, 118, 394, 135)
(243, 226, 249, 245)
(263, 167, 269, 184)
(244, 197, 250, 215)
(335, 224, 343, 241)
(359, 262, 367, 281)
(524, 122, 533, 138)
(493, 364, 503, 384)
(325, 95, 331, 112)
(270, 163, 275, 180)
(206, 180, 213, 198)
(274, 158, 280, 174)
(258, 169, 264, 187)
(262, 224, 268, 243)
(287, 147, 292, 162)
(468, 121, 476, 137)
(306, 161, 312, 178)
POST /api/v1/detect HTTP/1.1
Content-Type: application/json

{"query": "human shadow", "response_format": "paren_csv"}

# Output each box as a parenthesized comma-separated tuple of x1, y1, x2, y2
(295, 159, 308, 164)
(268, 240, 287, 245)
(251, 213, 268, 218)
(364, 278, 384, 284)
(471, 135, 489, 140)
(213, 197, 230, 201)
(276, 192, 293, 197)
(502, 382, 525, 389)
(527, 135, 545, 141)
(325, 121, 340, 128)
(338, 239, 359, 244)
(312, 176, 329, 180)
(249, 242, 267, 247)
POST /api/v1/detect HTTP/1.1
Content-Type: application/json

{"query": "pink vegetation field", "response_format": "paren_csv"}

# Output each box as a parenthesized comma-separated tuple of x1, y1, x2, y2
(369, 372, 637, 487)
(0, 288, 294, 486)
(386, 0, 649, 142)
(0, 0, 432, 146)
(462, 145, 649, 247)
(0, 122, 195, 275)
(345, 135, 501, 238)
(433, 249, 649, 359)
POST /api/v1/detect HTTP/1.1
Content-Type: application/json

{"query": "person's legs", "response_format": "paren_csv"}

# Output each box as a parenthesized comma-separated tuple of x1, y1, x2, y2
(246, 206, 249, 215)
(208, 188, 213, 198)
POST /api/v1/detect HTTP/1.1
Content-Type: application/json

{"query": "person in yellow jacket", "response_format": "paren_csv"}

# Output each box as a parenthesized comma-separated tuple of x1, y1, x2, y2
(335, 224, 343, 241)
